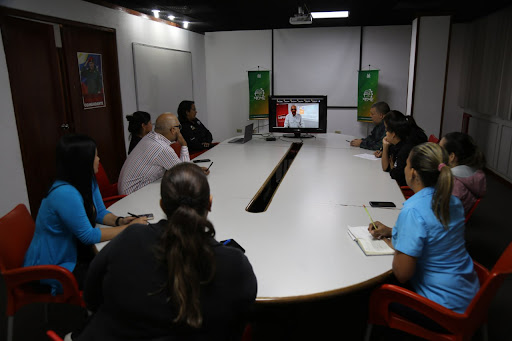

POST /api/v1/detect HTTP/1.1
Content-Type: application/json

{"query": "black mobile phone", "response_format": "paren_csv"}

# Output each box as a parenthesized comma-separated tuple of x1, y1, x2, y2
(193, 159, 211, 163)
(140, 213, 154, 220)
(220, 239, 245, 253)
(369, 201, 396, 208)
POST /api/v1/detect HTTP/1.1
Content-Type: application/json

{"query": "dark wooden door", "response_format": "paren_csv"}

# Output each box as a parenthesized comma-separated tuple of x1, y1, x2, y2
(1, 16, 69, 217)
(60, 26, 126, 183)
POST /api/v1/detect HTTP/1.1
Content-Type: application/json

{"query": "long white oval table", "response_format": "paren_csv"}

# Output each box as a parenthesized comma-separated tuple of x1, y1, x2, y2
(97, 133, 405, 302)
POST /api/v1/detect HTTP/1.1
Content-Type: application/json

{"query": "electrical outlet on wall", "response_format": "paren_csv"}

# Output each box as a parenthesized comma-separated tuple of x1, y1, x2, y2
(236, 129, 242, 133)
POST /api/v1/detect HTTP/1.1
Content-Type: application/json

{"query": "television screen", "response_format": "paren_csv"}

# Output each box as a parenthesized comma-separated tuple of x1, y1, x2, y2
(269, 95, 327, 138)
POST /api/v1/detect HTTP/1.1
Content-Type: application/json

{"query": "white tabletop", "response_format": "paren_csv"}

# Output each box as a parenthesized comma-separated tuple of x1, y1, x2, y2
(100, 133, 404, 302)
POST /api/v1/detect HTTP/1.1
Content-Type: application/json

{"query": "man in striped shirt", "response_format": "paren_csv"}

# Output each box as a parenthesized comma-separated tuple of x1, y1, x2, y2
(118, 113, 192, 195)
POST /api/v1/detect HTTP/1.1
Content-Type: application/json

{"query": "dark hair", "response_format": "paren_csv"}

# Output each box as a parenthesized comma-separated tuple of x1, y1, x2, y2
(126, 111, 151, 137)
(156, 163, 215, 328)
(409, 142, 453, 227)
(442, 132, 486, 169)
(177, 100, 195, 123)
(371, 101, 390, 115)
(55, 134, 97, 226)
(383, 110, 424, 142)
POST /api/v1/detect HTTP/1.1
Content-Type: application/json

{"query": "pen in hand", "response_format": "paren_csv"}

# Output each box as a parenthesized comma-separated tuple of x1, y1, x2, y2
(363, 205, 378, 230)
(128, 212, 140, 218)
(206, 162, 213, 171)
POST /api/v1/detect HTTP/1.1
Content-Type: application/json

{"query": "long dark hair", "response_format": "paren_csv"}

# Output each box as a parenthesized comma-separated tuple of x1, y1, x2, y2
(55, 134, 97, 226)
(177, 100, 195, 123)
(155, 163, 216, 328)
(126, 111, 151, 138)
(442, 132, 486, 169)
(409, 142, 453, 228)
(384, 110, 424, 142)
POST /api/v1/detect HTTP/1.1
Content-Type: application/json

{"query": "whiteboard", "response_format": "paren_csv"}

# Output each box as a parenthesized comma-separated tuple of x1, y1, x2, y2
(132, 43, 193, 119)
(273, 27, 361, 107)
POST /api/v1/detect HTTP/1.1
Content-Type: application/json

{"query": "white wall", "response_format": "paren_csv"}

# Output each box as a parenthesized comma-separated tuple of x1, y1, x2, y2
(205, 25, 412, 140)
(410, 16, 451, 138)
(0, 0, 207, 216)
(205, 30, 272, 141)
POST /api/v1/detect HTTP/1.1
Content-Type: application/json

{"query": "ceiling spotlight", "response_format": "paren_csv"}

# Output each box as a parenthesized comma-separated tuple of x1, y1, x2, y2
(311, 11, 349, 19)
(151, 9, 160, 18)
(168, 15, 175, 20)
(183, 21, 189, 29)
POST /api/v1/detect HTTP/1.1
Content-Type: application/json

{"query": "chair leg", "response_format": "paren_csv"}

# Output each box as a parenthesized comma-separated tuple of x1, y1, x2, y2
(7, 316, 13, 341)
(481, 323, 488, 341)
(364, 323, 373, 341)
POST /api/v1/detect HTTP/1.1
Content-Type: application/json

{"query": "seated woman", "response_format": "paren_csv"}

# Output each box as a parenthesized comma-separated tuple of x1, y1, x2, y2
(23, 134, 147, 294)
(439, 132, 486, 214)
(178, 100, 214, 152)
(126, 111, 152, 154)
(370, 142, 479, 314)
(381, 110, 427, 186)
(78, 163, 257, 340)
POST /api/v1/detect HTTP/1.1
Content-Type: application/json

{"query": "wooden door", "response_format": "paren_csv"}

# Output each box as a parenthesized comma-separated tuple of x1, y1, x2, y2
(1, 16, 68, 217)
(60, 26, 126, 183)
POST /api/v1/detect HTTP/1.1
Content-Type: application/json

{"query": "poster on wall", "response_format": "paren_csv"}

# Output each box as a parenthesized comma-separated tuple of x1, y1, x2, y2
(77, 52, 106, 109)
(357, 70, 379, 122)
(248, 70, 270, 119)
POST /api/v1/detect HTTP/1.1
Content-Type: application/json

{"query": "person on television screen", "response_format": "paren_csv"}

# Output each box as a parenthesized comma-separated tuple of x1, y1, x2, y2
(350, 101, 389, 150)
(283, 105, 305, 128)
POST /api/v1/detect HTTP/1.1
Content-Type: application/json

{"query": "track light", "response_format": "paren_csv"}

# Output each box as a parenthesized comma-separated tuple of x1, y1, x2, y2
(151, 9, 160, 18)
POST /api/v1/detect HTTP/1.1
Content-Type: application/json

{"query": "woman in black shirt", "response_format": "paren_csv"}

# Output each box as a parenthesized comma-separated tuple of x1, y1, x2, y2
(178, 100, 214, 152)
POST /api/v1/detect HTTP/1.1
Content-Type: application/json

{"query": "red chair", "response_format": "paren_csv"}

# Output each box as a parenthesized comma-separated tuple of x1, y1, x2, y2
(171, 142, 218, 160)
(95, 162, 126, 208)
(428, 134, 440, 143)
(0, 204, 85, 341)
(46, 330, 63, 341)
(365, 241, 512, 341)
(465, 198, 482, 223)
(400, 186, 414, 199)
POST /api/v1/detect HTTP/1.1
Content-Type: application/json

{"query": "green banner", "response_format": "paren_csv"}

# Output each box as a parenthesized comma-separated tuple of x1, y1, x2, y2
(357, 70, 379, 122)
(248, 70, 270, 119)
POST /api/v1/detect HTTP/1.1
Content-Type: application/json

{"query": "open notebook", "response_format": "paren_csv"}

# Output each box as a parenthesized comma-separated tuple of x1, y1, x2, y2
(347, 225, 394, 256)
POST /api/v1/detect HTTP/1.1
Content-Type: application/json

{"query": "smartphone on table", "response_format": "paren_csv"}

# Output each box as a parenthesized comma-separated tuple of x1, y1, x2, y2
(369, 201, 396, 208)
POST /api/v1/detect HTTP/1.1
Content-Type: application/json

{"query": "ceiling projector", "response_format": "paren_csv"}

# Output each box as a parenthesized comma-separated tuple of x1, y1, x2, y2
(289, 13, 312, 25)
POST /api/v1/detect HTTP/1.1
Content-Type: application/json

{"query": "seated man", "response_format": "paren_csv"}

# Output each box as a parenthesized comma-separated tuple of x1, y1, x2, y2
(350, 101, 389, 150)
(283, 105, 305, 128)
(119, 113, 206, 195)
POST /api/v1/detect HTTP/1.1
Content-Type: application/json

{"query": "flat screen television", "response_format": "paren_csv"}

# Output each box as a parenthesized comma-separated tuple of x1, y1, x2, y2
(268, 95, 327, 138)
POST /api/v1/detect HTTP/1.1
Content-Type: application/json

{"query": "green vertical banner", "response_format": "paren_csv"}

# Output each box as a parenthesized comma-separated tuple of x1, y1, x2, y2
(357, 70, 379, 122)
(248, 70, 270, 119)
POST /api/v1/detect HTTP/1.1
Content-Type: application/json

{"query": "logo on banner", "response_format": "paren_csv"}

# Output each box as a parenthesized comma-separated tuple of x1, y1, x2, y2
(254, 88, 265, 101)
(362, 89, 374, 102)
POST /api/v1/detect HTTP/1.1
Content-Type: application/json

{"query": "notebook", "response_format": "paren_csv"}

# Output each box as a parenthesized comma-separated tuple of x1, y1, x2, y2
(347, 225, 394, 256)
(228, 123, 253, 144)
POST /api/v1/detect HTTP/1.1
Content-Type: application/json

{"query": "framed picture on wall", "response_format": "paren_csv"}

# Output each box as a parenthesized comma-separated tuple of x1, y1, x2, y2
(77, 52, 106, 109)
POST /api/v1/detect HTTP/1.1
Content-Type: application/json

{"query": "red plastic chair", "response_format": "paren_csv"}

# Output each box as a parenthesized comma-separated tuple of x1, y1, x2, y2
(465, 198, 482, 223)
(0, 204, 85, 341)
(428, 134, 440, 143)
(95, 162, 126, 208)
(46, 330, 63, 341)
(400, 186, 414, 199)
(365, 241, 512, 341)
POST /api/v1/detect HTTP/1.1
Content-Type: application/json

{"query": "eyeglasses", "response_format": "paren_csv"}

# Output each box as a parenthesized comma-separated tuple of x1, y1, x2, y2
(291, 109, 297, 111)
(173, 124, 182, 130)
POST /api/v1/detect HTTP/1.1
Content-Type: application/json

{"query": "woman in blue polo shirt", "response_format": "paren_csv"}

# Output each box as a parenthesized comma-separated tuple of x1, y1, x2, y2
(370, 142, 479, 314)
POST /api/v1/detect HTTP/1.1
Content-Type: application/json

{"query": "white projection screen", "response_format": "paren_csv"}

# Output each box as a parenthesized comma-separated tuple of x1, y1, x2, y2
(273, 27, 361, 107)
(132, 43, 193, 118)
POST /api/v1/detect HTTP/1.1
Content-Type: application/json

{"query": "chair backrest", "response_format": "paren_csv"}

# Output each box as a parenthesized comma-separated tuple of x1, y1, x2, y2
(95, 162, 118, 197)
(171, 141, 181, 158)
(464, 197, 481, 223)
(428, 134, 440, 143)
(465, 242, 512, 327)
(0, 204, 35, 271)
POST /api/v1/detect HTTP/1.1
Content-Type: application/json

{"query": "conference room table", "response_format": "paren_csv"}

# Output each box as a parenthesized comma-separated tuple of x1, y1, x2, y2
(96, 133, 405, 303)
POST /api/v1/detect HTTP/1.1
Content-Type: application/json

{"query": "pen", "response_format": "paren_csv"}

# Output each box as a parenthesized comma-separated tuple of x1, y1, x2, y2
(206, 162, 213, 171)
(128, 212, 140, 218)
(346, 140, 351, 142)
(363, 205, 378, 230)
(223, 239, 231, 245)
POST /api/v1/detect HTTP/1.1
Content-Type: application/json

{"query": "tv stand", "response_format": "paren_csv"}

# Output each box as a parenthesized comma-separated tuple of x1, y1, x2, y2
(283, 132, 314, 138)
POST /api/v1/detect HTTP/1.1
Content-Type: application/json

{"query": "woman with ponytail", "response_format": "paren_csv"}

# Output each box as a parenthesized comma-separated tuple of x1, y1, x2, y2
(79, 163, 257, 340)
(439, 132, 486, 214)
(126, 111, 152, 154)
(23, 134, 147, 295)
(381, 110, 427, 186)
(369, 142, 479, 314)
